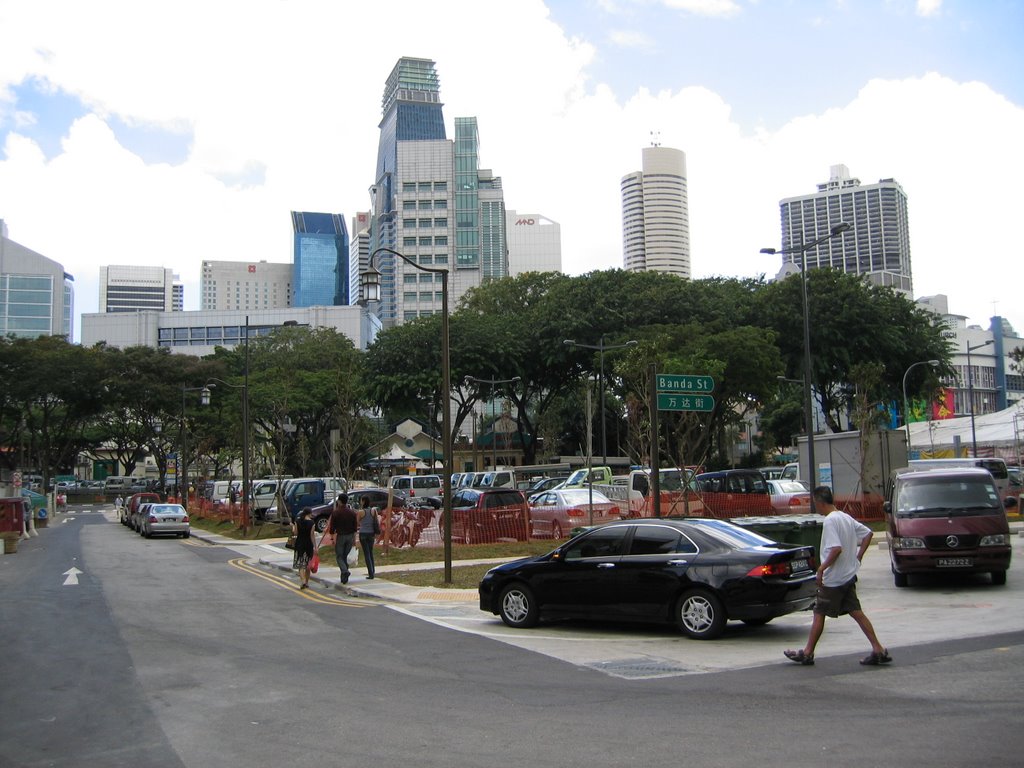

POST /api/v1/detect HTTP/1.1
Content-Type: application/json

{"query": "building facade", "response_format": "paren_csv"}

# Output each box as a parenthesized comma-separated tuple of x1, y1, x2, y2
(621, 146, 690, 278)
(348, 211, 372, 305)
(80, 305, 369, 357)
(201, 259, 292, 311)
(368, 57, 507, 327)
(0, 220, 74, 340)
(776, 165, 913, 293)
(99, 265, 180, 313)
(291, 211, 350, 307)
(506, 211, 562, 275)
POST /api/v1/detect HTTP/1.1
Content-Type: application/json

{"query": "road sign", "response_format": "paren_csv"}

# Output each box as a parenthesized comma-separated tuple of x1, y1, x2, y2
(656, 374, 714, 393)
(657, 393, 715, 412)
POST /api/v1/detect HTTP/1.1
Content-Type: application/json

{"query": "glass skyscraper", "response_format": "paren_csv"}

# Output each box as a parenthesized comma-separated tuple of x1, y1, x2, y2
(291, 211, 350, 307)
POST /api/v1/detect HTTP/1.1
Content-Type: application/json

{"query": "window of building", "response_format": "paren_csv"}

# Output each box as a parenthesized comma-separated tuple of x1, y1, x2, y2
(403, 218, 417, 228)
(434, 236, 448, 246)
(434, 199, 447, 209)
(403, 237, 417, 247)
(403, 182, 416, 192)
(419, 255, 434, 265)
(419, 218, 432, 228)
(418, 200, 432, 210)
(419, 236, 432, 246)
(434, 217, 448, 228)
(433, 181, 447, 191)
(418, 182, 432, 192)
(403, 200, 417, 210)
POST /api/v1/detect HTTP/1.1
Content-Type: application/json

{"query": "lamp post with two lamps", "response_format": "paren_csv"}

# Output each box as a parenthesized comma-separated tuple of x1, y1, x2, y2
(760, 222, 851, 495)
(179, 384, 212, 513)
(966, 339, 994, 456)
(361, 247, 453, 583)
(901, 359, 940, 457)
(563, 336, 637, 466)
(203, 378, 251, 531)
(466, 376, 521, 470)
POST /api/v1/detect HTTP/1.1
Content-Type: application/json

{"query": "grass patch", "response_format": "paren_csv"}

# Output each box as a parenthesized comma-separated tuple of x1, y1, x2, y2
(383, 564, 495, 590)
(189, 516, 290, 541)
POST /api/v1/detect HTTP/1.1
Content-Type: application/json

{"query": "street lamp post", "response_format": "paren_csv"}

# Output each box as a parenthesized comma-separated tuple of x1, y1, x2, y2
(362, 247, 453, 583)
(563, 336, 638, 466)
(204, 377, 251, 531)
(901, 359, 940, 457)
(180, 384, 212, 513)
(967, 340, 994, 457)
(466, 376, 522, 469)
(761, 221, 851, 500)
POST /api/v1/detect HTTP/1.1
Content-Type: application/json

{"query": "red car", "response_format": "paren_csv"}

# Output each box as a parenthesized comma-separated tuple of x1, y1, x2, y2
(445, 488, 530, 544)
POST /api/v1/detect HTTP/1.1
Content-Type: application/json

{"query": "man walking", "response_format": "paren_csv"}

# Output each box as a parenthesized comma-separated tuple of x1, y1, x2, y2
(327, 493, 358, 585)
(784, 486, 892, 666)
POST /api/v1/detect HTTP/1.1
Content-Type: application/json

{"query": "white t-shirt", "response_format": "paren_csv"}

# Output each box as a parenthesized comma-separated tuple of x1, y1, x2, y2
(819, 509, 871, 587)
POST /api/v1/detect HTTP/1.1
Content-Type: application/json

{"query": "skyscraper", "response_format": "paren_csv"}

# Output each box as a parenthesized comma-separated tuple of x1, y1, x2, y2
(506, 211, 562, 275)
(621, 145, 690, 278)
(776, 165, 913, 293)
(99, 265, 181, 313)
(201, 260, 292, 311)
(368, 57, 507, 326)
(291, 211, 350, 307)
(0, 220, 74, 340)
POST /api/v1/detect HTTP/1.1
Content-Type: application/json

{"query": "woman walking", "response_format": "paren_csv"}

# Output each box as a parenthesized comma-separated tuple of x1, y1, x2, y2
(356, 495, 378, 579)
(292, 507, 317, 589)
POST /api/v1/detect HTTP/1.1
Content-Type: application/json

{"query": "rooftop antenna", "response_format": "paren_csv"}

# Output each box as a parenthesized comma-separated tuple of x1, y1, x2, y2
(650, 130, 661, 147)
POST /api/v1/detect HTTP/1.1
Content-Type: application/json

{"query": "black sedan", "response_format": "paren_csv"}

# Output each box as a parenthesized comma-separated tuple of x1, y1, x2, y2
(478, 518, 817, 639)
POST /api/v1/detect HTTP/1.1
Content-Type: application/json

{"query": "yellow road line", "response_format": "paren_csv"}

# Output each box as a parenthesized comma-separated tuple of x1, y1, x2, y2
(228, 558, 371, 607)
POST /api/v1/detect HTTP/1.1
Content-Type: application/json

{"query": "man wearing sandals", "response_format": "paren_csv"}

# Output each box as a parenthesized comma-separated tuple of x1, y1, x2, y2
(785, 486, 892, 667)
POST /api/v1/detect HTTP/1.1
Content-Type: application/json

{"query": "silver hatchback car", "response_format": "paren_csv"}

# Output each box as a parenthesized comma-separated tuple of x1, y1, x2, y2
(140, 503, 191, 539)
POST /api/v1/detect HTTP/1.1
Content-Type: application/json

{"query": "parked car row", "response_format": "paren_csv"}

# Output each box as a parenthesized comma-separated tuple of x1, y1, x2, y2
(118, 491, 190, 539)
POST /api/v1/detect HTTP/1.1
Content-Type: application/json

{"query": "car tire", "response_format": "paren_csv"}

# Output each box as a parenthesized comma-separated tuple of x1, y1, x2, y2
(892, 568, 908, 588)
(499, 583, 539, 628)
(551, 521, 563, 540)
(676, 589, 727, 640)
(144, 530, 152, 539)
(991, 570, 1007, 586)
(314, 517, 328, 534)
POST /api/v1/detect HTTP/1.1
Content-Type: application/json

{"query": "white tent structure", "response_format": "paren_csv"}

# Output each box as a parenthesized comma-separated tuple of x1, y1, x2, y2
(367, 442, 429, 469)
(906, 404, 1024, 461)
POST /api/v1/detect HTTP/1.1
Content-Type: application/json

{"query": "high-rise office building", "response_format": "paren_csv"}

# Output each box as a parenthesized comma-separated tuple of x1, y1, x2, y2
(368, 57, 507, 326)
(621, 146, 690, 278)
(506, 211, 562, 275)
(775, 164, 913, 293)
(348, 211, 371, 305)
(201, 260, 293, 311)
(99, 265, 181, 313)
(291, 212, 350, 307)
(0, 220, 74, 339)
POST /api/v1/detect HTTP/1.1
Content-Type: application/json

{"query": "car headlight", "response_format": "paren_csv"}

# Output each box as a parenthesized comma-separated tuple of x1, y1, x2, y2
(980, 534, 1010, 546)
(893, 537, 926, 549)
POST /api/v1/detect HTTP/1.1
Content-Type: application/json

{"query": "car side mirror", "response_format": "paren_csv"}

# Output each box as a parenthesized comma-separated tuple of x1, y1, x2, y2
(551, 549, 563, 562)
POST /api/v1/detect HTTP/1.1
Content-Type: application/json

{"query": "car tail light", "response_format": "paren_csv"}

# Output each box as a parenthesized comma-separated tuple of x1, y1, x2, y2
(789, 496, 807, 507)
(182, 515, 189, 523)
(148, 515, 157, 523)
(747, 562, 790, 578)
(566, 508, 585, 517)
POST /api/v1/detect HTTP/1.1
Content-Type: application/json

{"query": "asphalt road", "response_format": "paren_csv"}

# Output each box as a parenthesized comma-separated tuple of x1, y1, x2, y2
(1, 508, 1022, 768)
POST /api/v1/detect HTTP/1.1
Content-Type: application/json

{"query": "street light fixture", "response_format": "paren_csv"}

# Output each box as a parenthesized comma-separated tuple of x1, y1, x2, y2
(761, 221, 851, 501)
(966, 339, 994, 457)
(362, 247, 453, 583)
(563, 336, 638, 466)
(203, 377, 251, 531)
(901, 360, 940, 457)
(180, 384, 212, 513)
(466, 376, 522, 469)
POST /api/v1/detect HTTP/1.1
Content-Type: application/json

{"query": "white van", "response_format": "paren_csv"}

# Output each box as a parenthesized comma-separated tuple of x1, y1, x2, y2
(104, 476, 134, 492)
(389, 474, 442, 499)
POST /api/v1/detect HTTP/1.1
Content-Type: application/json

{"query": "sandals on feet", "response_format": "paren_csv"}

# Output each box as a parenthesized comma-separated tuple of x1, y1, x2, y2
(784, 649, 814, 665)
(860, 649, 892, 665)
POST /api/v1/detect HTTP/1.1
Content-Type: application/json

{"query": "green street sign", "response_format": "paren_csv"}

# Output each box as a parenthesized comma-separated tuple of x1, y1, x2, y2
(656, 374, 715, 393)
(657, 393, 716, 412)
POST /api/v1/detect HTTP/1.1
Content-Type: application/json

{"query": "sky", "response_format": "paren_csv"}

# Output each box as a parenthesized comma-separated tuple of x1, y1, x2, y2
(1, 0, 1022, 341)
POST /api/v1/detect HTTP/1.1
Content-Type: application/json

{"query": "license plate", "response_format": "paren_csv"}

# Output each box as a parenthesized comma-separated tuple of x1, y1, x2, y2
(791, 558, 810, 572)
(937, 557, 973, 568)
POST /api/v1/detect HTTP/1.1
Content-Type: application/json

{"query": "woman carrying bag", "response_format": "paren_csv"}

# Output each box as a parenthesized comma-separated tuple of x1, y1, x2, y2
(356, 495, 379, 579)
(292, 507, 317, 589)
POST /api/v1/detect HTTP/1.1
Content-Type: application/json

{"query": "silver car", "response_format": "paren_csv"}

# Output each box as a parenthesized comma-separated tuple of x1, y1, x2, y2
(140, 503, 191, 539)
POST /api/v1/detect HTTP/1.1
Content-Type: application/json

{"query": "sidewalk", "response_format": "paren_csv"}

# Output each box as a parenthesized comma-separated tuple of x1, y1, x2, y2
(188, 527, 491, 604)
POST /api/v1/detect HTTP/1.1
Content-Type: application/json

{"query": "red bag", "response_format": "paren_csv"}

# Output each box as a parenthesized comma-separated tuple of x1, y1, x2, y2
(309, 554, 320, 573)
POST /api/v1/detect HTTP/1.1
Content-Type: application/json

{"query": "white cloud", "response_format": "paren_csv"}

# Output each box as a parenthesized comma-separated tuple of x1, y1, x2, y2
(661, 0, 742, 18)
(608, 29, 656, 48)
(916, 0, 943, 18)
(0, 0, 1020, 339)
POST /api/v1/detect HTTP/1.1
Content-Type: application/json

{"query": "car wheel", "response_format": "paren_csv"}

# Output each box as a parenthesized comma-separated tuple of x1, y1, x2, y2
(676, 589, 727, 640)
(144, 530, 152, 539)
(499, 583, 539, 628)
(892, 569, 908, 588)
(741, 617, 772, 627)
(551, 521, 563, 540)
(314, 517, 328, 534)
(991, 570, 1007, 586)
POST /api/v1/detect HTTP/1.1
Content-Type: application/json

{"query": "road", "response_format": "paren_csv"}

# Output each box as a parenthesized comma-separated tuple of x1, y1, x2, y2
(1, 507, 1022, 768)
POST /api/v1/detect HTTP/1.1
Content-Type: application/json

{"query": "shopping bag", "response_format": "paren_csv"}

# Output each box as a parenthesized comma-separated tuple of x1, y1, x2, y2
(347, 545, 359, 567)
(309, 554, 320, 573)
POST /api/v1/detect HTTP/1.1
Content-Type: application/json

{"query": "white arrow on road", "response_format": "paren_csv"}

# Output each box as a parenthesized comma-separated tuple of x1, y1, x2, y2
(63, 567, 83, 586)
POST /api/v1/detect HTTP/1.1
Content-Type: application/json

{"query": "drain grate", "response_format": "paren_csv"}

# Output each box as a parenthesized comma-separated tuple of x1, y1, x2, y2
(585, 657, 693, 679)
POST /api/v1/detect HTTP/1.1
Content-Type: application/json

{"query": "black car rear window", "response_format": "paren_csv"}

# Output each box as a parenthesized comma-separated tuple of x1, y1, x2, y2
(628, 526, 697, 555)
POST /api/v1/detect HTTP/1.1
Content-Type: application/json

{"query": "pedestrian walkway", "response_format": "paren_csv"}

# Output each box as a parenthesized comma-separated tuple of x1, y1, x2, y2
(187, 527, 488, 604)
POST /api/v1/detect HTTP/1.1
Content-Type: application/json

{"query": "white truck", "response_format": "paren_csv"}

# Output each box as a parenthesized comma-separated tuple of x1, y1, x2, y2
(592, 467, 705, 518)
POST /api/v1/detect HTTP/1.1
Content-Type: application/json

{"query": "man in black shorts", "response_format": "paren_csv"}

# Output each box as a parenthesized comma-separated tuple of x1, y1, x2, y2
(784, 486, 891, 666)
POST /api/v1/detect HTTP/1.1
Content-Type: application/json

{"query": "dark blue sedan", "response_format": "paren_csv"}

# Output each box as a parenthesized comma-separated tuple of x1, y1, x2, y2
(479, 518, 817, 639)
